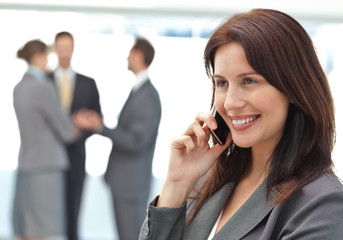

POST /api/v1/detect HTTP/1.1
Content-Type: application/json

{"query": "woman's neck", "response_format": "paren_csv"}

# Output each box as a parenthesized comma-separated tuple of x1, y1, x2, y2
(242, 146, 272, 185)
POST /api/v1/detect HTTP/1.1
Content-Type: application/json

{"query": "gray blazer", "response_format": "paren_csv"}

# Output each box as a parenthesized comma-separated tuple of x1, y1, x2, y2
(140, 173, 343, 240)
(13, 72, 75, 171)
(101, 79, 162, 200)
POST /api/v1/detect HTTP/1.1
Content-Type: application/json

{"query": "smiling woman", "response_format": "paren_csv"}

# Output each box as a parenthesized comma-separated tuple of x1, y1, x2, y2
(139, 8, 343, 240)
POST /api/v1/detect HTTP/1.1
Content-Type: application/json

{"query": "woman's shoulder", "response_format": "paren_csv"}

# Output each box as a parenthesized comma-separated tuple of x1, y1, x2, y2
(285, 172, 343, 210)
(304, 172, 343, 195)
(18, 73, 57, 102)
(14, 73, 40, 94)
(274, 174, 343, 238)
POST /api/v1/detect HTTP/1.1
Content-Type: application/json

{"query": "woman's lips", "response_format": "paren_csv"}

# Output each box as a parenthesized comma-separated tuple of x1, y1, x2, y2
(230, 115, 260, 131)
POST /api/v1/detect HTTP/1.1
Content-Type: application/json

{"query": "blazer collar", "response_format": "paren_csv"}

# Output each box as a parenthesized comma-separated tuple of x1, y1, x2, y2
(214, 180, 276, 240)
(184, 182, 235, 240)
(185, 180, 276, 240)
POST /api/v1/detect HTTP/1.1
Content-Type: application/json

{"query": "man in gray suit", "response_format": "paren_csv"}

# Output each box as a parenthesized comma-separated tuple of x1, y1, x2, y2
(75, 37, 161, 240)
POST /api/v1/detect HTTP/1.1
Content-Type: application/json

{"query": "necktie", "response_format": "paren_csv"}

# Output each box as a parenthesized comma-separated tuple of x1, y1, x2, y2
(59, 73, 73, 110)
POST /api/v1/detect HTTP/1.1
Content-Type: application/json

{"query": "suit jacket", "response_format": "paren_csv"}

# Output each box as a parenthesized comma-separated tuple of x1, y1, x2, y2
(101, 79, 161, 200)
(13, 72, 75, 171)
(140, 173, 343, 240)
(51, 72, 102, 168)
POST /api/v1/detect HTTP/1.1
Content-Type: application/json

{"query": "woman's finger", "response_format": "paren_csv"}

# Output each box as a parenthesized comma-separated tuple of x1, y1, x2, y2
(171, 135, 196, 153)
(184, 112, 216, 146)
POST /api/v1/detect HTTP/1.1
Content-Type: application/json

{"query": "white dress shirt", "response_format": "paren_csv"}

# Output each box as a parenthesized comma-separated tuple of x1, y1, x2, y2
(132, 69, 149, 92)
(207, 210, 223, 240)
(54, 67, 76, 89)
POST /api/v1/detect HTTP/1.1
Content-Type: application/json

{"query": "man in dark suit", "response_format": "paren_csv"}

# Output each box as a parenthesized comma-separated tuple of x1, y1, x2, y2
(74, 37, 161, 240)
(52, 31, 102, 240)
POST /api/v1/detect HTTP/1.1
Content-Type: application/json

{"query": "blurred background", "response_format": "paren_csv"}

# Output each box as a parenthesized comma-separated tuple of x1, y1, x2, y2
(0, 0, 342, 239)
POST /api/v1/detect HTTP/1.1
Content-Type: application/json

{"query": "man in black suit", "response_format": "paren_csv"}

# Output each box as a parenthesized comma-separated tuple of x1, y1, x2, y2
(52, 31, 102, 240)
(74, 37, 161, 240)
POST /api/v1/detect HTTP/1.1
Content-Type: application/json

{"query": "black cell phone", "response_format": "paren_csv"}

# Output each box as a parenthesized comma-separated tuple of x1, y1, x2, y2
(209, 106, 230, 146)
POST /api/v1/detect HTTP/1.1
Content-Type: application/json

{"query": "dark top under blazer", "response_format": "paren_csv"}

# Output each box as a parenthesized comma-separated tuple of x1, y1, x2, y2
(140, 173, 343, 240)
(101, 79, 162, 200)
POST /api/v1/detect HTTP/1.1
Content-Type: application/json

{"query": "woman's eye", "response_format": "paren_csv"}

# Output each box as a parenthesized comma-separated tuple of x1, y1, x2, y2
(243, 78, 256, 85)
(216, 80, 228, 87)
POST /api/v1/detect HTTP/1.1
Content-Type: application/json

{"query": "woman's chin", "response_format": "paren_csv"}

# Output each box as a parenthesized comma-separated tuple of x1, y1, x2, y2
(231, 139, 252, 149)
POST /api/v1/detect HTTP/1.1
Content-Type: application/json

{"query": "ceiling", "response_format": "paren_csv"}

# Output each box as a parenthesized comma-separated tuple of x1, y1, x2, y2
(0, 0, 343, 22)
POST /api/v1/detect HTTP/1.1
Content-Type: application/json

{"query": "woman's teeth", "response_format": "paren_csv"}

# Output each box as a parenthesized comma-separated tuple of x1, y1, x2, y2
(232, 116, 257, 126)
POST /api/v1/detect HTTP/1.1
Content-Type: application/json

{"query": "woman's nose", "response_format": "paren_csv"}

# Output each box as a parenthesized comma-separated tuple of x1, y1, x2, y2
(224, 86, 245, 110)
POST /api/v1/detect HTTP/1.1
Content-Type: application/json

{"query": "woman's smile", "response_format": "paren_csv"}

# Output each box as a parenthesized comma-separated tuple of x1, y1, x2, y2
(230, 114, 260, 131)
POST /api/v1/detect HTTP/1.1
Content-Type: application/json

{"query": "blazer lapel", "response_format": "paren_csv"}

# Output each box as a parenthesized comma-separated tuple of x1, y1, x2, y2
(213, 180, 276, 240)
(184, 182, 236, 240)
(70, 74, 79, 112)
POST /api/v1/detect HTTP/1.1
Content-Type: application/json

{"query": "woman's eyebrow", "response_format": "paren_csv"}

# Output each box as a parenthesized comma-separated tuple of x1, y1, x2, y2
(237, 71, 259, 77)
(213, 74, 225, 79)
(213, 71, 259, 79)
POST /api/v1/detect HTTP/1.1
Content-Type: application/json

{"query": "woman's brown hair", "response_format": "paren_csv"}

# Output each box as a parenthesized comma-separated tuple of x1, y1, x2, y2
(190, 8, 335, 222)
(17, 39, 47, 64)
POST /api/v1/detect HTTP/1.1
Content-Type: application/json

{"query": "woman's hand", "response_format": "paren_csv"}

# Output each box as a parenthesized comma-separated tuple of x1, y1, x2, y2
(157, 112, 231, 207)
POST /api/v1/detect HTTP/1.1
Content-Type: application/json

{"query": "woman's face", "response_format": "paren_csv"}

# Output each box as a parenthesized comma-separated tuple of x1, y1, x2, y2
(213, 42, 289, 153)
(31, 51, 48, 72)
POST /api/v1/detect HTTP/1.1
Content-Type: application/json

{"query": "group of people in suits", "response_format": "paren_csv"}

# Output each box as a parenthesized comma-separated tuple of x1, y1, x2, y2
(13, 31, 161, 240)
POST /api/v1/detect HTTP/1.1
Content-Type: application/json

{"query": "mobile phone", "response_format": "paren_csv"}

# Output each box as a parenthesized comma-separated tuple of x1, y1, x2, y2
(209, 106, 230, 146)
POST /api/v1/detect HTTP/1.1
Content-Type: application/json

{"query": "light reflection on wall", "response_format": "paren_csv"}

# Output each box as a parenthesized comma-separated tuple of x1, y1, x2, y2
(315, 24, 343, 178)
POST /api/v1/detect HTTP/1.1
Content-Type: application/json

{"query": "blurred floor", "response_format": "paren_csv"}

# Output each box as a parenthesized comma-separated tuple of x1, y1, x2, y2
(1, 171, 163, 240)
